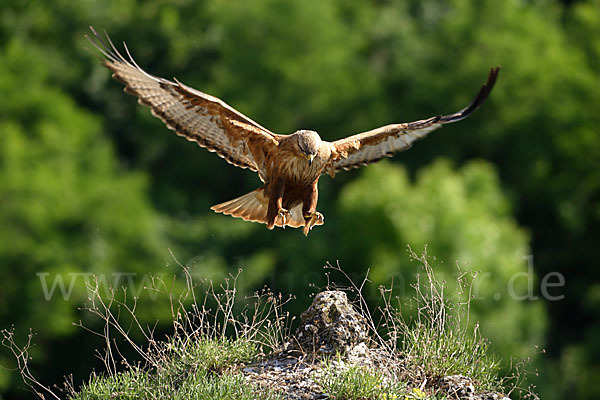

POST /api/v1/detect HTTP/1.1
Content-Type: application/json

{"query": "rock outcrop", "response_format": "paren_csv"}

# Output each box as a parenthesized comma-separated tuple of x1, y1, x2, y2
(242, 290, 511, 400)
(291, 290, 368, 355)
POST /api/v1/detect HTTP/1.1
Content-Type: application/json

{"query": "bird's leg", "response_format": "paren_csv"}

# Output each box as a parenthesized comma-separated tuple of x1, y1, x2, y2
(302, 180, 322, 236)
(274, 184, 291, 227)
(266, 179, 286, 229)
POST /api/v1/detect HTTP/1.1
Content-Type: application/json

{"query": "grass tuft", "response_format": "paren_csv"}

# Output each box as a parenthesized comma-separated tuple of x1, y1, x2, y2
(396, 250, 501, 391)
(319, 361, 385, 400)
(72, 368, 284, 400)
(317, 356, 409, 400)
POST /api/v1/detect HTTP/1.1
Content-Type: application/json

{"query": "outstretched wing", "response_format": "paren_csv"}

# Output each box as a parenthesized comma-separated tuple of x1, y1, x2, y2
(329, 67, 499, 173)
(86, 27, 279, 182)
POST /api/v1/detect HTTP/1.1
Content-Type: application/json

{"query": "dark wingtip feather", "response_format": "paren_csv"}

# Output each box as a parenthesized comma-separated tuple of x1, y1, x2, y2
(85, 26, 119, 63)
(439, 66, 500, 123)
(86, 26, 144, 68)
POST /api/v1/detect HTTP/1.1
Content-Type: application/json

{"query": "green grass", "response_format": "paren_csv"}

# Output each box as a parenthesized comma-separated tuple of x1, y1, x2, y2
(316, 356, 444, 400)
(396, 251, 501, 391)
(71, 337, 283, 400)
(317, 359, 406, 400)
(400, 320, 500, 390)
(163, 336, 259, 375)
(73, 369, 284, 400)
(318, 361, 386, 400)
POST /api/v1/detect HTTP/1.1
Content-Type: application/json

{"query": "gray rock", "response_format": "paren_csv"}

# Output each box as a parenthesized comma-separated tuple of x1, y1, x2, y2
(438, 375, 511, 400)
(291, 291, 368, 355)
(439, 374, 476, 398)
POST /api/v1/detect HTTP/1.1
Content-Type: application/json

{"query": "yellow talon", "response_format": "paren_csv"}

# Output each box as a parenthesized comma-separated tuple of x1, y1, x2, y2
(302, 211, 324, 235)
(277, 208, 290, 227)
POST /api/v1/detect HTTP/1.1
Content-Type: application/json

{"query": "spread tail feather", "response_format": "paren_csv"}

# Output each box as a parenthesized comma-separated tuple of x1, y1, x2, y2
(210, 188, 305, 229)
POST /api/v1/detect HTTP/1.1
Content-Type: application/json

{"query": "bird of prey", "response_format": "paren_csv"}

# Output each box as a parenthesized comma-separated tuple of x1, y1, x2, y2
(87, 27, 499, 236)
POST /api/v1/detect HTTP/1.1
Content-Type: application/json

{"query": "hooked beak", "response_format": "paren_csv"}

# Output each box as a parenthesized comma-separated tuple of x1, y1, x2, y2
(307, 153, 315, 166)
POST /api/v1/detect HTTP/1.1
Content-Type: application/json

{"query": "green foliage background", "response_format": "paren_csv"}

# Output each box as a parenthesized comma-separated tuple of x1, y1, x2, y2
(1, 0, 598, 398)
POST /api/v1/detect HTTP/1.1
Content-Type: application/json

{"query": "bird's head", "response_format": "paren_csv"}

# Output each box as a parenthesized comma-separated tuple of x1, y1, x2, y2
(295, 130, 322, 165)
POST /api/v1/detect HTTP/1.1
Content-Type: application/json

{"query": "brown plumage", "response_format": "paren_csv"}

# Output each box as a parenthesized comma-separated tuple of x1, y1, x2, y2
(86, 27, 499, 236)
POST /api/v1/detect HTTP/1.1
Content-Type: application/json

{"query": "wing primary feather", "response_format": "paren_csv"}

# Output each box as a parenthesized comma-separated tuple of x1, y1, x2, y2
(103, 29, 131, 67)
(122, 40, 140, 67)
(121, 39, 161, 84)
(85, 27, 118, 63)
(439, 67, 500, 123)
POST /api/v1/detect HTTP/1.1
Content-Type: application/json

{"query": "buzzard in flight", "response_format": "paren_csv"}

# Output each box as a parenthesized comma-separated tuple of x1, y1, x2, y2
(87, 27, 499, 236)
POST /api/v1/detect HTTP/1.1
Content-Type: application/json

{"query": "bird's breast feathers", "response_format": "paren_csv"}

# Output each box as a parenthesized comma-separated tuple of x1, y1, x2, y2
(270, 147, 326, 185)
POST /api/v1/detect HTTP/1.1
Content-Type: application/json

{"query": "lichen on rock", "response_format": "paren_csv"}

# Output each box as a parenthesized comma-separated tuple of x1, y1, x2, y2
(291, 290, 369, 355)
